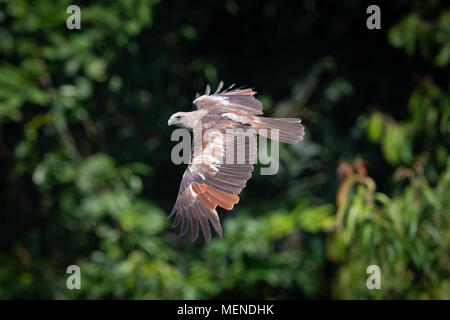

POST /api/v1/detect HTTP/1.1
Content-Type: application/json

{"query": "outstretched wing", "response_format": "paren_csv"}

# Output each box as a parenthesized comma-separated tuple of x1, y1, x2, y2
(193, 81, 264, 115)
(168, 118, 256, 242)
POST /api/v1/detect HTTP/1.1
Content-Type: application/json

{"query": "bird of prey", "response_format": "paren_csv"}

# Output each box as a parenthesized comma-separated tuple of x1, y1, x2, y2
(167, 82, 305, 242)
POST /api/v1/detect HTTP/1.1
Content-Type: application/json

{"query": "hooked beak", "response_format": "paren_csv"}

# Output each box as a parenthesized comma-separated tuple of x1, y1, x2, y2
(168, 116, 176, 126)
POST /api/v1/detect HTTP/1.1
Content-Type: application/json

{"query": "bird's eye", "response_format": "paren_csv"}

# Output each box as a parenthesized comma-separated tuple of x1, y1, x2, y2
(176, 116, 181, 120)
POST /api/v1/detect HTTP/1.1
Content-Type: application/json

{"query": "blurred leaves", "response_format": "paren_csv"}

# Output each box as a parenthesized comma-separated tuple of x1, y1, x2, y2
(389, 10, 450, 67)
(331, 157, 450, 298)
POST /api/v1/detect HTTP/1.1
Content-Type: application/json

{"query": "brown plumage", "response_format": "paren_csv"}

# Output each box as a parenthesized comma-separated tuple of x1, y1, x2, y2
(168, 82, 305, 242)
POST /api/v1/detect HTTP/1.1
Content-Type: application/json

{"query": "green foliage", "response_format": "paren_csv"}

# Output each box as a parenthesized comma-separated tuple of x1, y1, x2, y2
(326, 8, 450, 299)
(389, 11, 450, 66)
(0, 0, 449, 299)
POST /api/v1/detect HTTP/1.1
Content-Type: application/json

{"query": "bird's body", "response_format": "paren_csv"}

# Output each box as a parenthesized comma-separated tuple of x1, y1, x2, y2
(168, 82, 305, 242)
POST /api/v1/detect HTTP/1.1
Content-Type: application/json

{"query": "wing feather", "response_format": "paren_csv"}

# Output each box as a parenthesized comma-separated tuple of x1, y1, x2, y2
(193, 82, 263, 115)
(189, 206, 200, 241)
(168, 120, 255, 242)
(197, 203, 212, 242)
(214, 80, 224, 94)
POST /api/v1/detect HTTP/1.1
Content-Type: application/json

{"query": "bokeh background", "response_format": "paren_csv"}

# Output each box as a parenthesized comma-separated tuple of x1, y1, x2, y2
(0, 0, 449, 299)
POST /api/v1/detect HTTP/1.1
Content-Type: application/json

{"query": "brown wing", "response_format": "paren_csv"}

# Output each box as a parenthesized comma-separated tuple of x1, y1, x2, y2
(168, 118, 256, 242)
(193, 81, 264, 115)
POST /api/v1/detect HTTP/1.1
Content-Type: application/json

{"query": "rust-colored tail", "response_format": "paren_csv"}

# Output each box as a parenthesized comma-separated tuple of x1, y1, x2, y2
(254, 117, 305, 144)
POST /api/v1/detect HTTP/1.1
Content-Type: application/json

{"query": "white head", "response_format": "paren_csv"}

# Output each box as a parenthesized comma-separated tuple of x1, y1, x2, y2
(168, 112, 188, 128)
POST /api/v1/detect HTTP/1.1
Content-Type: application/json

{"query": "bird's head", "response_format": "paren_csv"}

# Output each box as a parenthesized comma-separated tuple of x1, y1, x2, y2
(168, 112, 187, 128)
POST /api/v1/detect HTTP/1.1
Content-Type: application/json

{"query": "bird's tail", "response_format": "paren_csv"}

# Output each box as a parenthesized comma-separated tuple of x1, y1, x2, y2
(254, 117, 305, 144)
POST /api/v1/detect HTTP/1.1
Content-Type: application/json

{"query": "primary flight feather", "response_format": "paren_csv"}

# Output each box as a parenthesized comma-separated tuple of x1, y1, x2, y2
(168, 82, 305, 242)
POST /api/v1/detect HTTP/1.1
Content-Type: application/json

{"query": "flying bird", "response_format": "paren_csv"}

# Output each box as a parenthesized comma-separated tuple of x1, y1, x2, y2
(168, 82, 305, 242)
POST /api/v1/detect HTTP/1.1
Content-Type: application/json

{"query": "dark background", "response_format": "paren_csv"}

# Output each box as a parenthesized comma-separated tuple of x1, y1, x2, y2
(0, 0, 449, 299)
